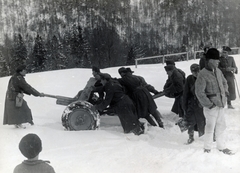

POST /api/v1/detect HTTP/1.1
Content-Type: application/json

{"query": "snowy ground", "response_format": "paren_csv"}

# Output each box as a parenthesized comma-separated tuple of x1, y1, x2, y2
(0, 56, 240, 173)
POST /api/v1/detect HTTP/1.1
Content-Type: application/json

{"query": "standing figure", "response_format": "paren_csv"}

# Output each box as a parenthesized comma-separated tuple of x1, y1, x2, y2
(118, 68, 164, 128)
(195, 48, 233, 155)
(162, 65, 185, 118)
(14, 133, 55, 173)
(199, 43, 212, 70)
(183, 64, 205, 144)
(3, 65, 44, 129)
(218, 46, 238, 109)
(93, 73, 144, 135)
(165, 60, 186, 82)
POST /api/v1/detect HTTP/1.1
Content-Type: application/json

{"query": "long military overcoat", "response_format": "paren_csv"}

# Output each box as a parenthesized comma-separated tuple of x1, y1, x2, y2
(218, 55, 238, 101)
(183, 75, 205, 137)
(3, 73, 41, 125)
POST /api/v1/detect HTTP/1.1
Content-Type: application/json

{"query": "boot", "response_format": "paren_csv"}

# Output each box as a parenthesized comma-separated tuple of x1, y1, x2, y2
(29, 121, 34, 125)
(228, 104, 234, 109)
(15, 124, 26, 129)
(157, 120, 164, 129)
(186, 131, 194, 144)
(219, 148, 234, 155)
(131, 125, 144, 135)
(152, 110, 164, 128)
(187, 137, 194, 144)
(204, 149, 211, 153)
(227, 100, 234, 109)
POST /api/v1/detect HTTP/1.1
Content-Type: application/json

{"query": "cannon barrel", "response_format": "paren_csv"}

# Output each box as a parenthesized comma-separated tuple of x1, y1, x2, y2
(44, 94, 77, 106)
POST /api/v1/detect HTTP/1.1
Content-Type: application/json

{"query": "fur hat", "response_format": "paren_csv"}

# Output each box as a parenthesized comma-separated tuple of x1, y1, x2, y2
(16, 65, 27, 73)
(190, 64, 200, 72)
(19, 134, 42, 159)
(165, 60, 175, 66)
(222, 46, 231, 52)
(92, 66, 100, 73)
(205, 48, 220, 60)
(164, 65, 175, 72)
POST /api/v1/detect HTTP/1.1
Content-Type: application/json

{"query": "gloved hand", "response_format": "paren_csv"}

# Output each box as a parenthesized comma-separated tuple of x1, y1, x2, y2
(39, 93, 45, 97)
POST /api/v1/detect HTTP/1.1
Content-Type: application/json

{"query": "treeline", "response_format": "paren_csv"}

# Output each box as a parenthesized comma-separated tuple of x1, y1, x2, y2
(0, 0, 239, 77)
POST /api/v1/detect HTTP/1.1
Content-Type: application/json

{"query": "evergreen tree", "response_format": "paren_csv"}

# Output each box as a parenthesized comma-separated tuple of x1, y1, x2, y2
(10, 34, 28, 74)
(0, 50, 10, 76)
(45, 35, 67, 70)
(31, 34, 47, 72)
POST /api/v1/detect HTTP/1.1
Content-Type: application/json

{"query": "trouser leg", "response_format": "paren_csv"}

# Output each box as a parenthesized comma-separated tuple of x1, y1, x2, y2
(151, 110, 164, 128)
(145, 115, 157, 126)
(215, 108, 226, 150)
(203, 107, 217, 150)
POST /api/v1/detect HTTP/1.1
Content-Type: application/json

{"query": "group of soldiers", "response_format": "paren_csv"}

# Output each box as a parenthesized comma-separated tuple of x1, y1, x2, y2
(2, 45, 238, 154)
(76, 66, 165, 135)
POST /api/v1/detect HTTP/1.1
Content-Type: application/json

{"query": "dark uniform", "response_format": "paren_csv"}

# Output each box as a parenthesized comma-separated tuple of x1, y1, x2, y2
(163, 66, 185, 118)
(118, 71, 164, 128)
(94, 77, 143, 135)
(3, 73, 41, 126)
(218, 46, 238, 108)
(183, 73, 205, 143)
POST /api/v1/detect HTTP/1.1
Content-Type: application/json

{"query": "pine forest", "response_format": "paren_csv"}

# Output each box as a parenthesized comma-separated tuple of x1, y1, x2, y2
(0, 0, 239, 76)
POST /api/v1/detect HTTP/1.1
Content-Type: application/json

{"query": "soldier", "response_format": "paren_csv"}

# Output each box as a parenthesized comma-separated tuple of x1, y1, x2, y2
(92, 73, 144, 135)
(218, 46, 238, 109)
(75, 66, 104, 105)
(162, 65, 185, 118)
(3, 65, 44, 129)
(165, 60, 186, 82)
(183, 64, 205, 144)
(199, 43, 212, 70)
(118, 67, 164, 128)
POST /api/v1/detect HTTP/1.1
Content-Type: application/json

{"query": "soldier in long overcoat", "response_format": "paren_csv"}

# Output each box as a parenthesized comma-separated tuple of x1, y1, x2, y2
(3, 65, 44, 128)
(218, 46, 238, 109)
(118, 68, 164, 128)
(92, 73, 144, 135)
(163, 65, 185, 118)
(183, 64, 205, 144)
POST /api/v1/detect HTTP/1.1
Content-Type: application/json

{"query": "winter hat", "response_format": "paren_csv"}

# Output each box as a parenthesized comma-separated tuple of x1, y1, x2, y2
(190, 64, 200, 72)
(126, 67, 134, 73)
(205, 48, 220, 60)
(118, 67, 128, 74)
(222, 46, 231, 52)
(165, 60, 175, 66)
(16, 65, 27, 73)
(99, 73, 111, 81)
(19, 133, 42, 159)
(92, 66, 100, 73)
(164, 65, 175, 72)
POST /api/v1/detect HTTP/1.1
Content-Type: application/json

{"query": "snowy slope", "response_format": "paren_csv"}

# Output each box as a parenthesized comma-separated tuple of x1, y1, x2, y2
(0, 56, 240, 173)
